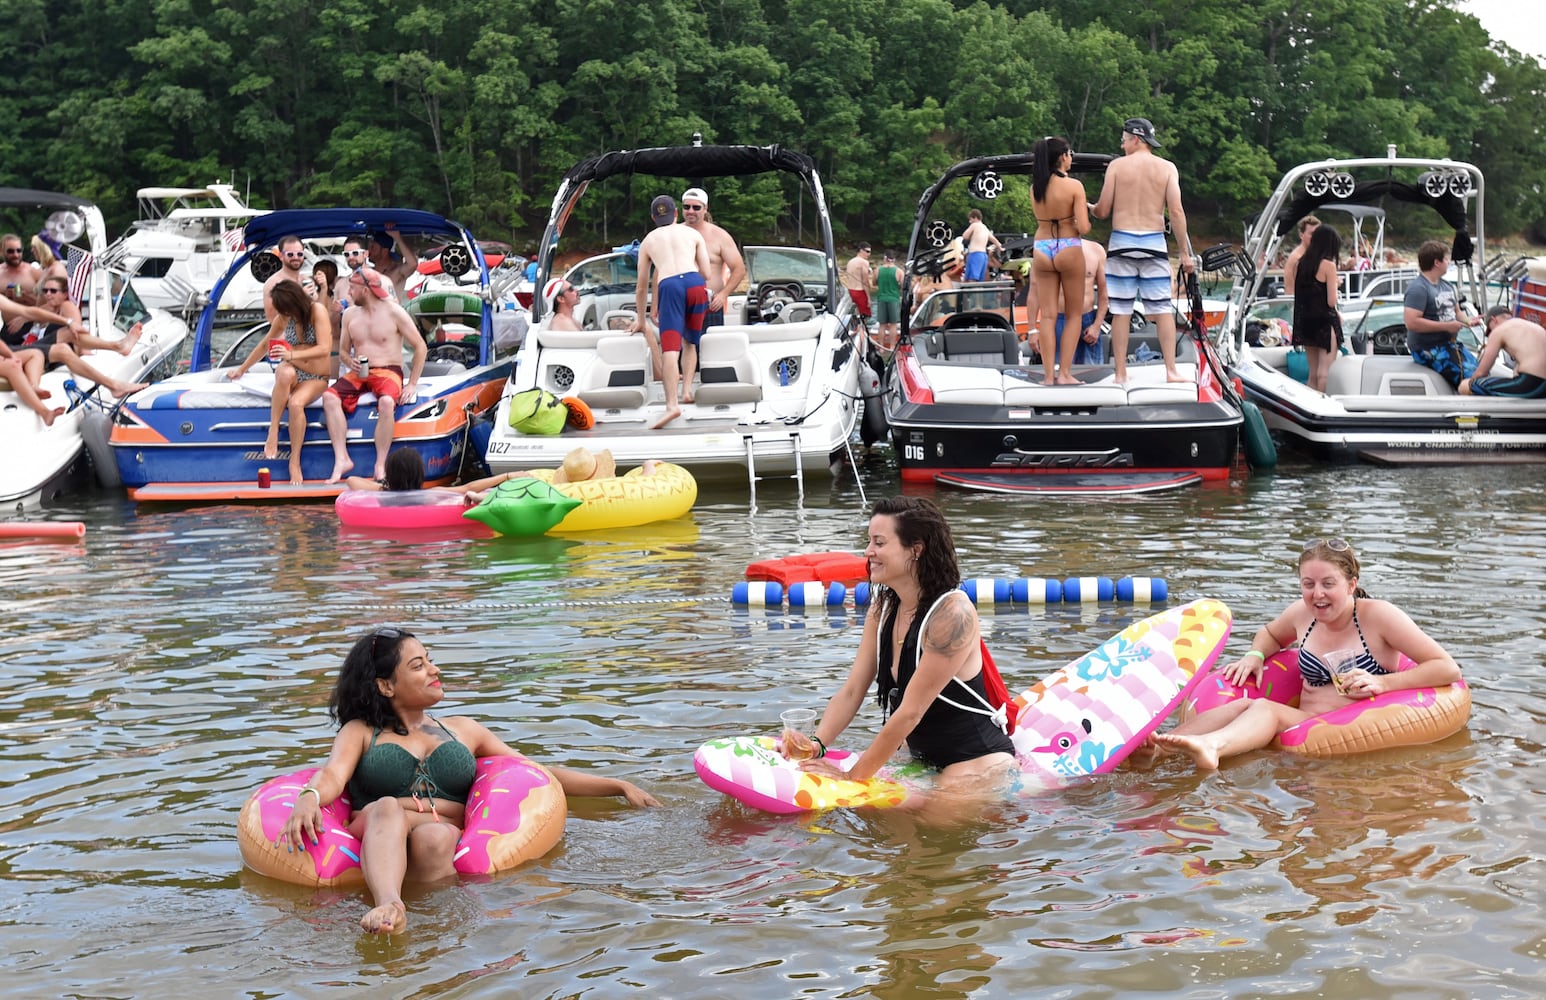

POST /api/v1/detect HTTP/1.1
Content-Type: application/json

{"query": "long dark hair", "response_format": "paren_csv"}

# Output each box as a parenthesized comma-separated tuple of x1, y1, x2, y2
(1031, 136, 1071, 203)
(869, 496, 961, 609)
(312, 259, 338, 295)
(1296, 224, 1342, 292)
(329, 627, 415, 734)
(382, 448, 425, 491)
(271, 279, 312, 327)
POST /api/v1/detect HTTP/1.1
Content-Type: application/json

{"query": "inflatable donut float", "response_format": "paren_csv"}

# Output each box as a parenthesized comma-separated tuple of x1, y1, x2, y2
(1183, 649, 1470, 756)
(236, 755, 566, 886)
(335, 489, 484, 530)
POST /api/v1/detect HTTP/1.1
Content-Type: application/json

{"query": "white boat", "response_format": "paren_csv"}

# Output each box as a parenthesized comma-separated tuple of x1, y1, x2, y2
(1219, 151, 1546, 465)
(110, 183, 269, 318)
(483, 143, 866, 486)
(1, 187, 189, 508)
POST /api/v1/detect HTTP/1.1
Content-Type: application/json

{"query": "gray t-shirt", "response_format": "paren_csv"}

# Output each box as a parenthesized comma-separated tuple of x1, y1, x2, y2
(1404, 274, 1457, 353)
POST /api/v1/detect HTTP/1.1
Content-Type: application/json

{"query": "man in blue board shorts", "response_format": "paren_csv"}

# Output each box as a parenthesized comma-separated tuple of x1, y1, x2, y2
(630, 195, 710, 428)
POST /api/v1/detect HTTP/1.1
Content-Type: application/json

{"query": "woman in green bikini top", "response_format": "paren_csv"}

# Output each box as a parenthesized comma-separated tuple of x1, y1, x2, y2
(277, 626, 661, 937)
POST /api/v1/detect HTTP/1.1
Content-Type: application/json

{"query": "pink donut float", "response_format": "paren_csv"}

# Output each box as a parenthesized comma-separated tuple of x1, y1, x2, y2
(335, 489, 477, 530)
(236, 755, 567, 886)
(1183, 649, 1471, 756)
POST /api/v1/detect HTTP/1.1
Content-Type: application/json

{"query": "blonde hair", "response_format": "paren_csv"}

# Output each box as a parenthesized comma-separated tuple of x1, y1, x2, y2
(30, 236, 56, 266)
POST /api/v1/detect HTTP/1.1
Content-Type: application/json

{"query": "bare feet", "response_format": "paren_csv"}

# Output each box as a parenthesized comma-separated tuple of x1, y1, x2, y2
(327, 457, 354, 484)
(360, 899, 406, 935)
(1055, 375, 1081, 386)
(1152, 733, 1220, 770)
(37, 389, 50, 400)
(1165, 369, 1191, 384)
(651, 406, 681, 429)
(40, 405, 66, 427)
(109, 380, 150, 398)
(117, 322, 144, 356)
(1112, 371, 1129, 386)
(263, 431, 280, 462)
(680, 394, 695, 405)
(288, 467, 305, 486)
(1125, 734, 1171, 769)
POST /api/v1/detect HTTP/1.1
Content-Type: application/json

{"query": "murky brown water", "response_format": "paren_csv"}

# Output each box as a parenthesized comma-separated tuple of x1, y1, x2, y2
(2, 455, 1542, 998)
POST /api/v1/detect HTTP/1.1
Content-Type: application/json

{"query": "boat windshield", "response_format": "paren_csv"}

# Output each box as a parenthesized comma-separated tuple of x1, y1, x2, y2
(110, 272, 153, 332)
(745, 247, 827, 284)
(913, 283, 1019, 328)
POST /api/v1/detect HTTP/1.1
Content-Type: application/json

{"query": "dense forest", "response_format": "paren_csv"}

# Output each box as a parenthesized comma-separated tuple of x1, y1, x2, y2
(3, 0, 1544, 250)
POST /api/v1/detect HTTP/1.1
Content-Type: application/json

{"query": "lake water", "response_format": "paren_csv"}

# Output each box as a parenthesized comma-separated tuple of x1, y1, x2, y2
(2, 454, 1543, 998)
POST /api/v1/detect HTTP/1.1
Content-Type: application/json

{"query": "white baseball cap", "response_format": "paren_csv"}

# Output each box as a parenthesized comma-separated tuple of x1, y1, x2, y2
(542, 277, 566, 311)
(681, 187, 709, 208)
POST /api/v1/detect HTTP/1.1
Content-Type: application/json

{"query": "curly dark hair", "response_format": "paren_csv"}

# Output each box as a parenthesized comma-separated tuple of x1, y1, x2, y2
(328, 627, 416, 734)
(869, 496, 961, 608)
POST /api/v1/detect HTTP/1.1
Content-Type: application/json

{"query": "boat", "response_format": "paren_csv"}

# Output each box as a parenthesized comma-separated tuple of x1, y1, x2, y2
(1218, 150, 1546, 464)
(1, 186, 189, 508)
(108, 183, 269, 320)
(882, 152, 1244, 493)
(108, 208, 515, 501)
(482, 143, 866, 486)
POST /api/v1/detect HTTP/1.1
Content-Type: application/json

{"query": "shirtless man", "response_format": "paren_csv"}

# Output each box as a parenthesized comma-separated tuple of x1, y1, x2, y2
(961, 210, 1003, 282)
(844, 243, 875, 326)
(0, 291, 148, 401)
(1460, 308, 1546, 398)
(543, 277, 582, 332)
(2, 233, 42, 338)
(1090, 117, 1196, 383)
(1281, 215, 1321, 297)
(1053, 240, 1110, 365)
(322, 268, 427, 482)
(367, 223, 419, 305)
(680, 187, 745, 330)
(264, 235, 308, 322)
(629, 195, 709, 428)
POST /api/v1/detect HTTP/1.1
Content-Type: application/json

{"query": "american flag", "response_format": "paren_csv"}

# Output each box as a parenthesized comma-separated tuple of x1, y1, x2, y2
(222, 226, 245, 252)
(65, 245, 94, 305)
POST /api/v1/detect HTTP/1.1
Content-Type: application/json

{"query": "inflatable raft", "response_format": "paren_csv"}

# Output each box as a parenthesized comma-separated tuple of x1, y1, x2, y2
(695, 598, 1233, 812)
(464, 462, 697, 535)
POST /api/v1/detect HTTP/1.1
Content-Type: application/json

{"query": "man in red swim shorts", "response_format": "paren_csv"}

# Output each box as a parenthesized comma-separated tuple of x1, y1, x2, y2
(323, 267, 428, 483)
(630, 195, 710, 429)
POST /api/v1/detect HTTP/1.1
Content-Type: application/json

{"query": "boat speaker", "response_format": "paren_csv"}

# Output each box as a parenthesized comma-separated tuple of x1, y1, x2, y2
(924, 219, 954, 248)
(440, 244, 472, 277)
(249, 250, 281, 281)
(1448, 172, 1472, 197)
(1420, 172, 1449, 199)
(44, 210, 85, 245)
(1328, 173, 1356, 199)
(1303, 172, 1330, 197)
(969, 169, 1003, 200)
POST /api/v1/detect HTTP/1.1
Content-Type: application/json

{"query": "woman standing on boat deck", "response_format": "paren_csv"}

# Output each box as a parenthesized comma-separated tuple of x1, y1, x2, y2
(1293, 224, 1343, 393)
(1030, 136, 1091, 386)
(790, 497, 1018, 794)
(278, 626, 660, 935)
(227, 280, 332, 483)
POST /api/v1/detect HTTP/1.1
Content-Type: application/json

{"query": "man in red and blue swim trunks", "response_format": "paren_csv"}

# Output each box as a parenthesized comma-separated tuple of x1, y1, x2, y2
(630, 195, 710, 428)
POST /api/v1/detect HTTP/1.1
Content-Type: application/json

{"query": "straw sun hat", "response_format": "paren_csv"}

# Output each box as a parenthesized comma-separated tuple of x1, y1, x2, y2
(553, 446, 616, 483)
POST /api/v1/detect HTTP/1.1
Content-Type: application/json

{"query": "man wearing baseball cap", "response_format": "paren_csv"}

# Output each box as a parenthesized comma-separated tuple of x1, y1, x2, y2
(542, 277, 582, 332)
(1090, 116, 1196, 383)
(631, 194, 710, 428)
(680, 187, 745, 333)
(843, 243, 875, 325)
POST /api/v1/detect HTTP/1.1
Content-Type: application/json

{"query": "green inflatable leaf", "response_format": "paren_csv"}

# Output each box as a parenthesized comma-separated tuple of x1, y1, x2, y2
(463, 477, 582, 536)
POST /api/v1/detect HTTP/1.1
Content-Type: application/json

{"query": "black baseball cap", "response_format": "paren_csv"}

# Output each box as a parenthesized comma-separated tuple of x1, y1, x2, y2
(1123, 118, 1162, 147)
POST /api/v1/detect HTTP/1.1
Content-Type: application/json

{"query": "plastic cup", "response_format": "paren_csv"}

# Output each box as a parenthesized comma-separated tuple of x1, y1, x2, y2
(268, 339, 288, 362)
(1326, 648, 1363, 695)
(779, 708, 818, 761)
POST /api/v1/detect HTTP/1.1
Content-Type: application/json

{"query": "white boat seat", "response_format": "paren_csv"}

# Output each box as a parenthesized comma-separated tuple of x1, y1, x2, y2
(922, 365, 1005, 405)
(940, 328, 1020, 365)
(575, 335, 651, 410)
(1333, 356, 1456, 397)
(775, 302, 816, 324)
(602, 309, 637, 332)
(694, 331, 763, 405)
(1003, 381, 1128, 407)
(1125, 383, 1197, 404)
(536, 327, 608, 349)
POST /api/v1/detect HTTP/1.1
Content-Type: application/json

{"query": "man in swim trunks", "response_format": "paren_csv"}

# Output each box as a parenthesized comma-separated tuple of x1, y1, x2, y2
(961, 210, 1003, 282)
(1281, 215, 1320, 297)
(843, 243, 875, 326)
(323, 267, 428, 483)
(1404, 239, 1478, 389)
(1052, 240, 1109, 365)
(629, 195, 710, 428)
(1460, 307, 1546, 397)
(1090, 117, 1196, 383)
(680, 187, 745, 331)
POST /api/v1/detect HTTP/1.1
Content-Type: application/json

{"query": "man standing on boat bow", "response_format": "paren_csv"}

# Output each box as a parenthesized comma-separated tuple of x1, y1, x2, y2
(1090, 117, 1195, 384)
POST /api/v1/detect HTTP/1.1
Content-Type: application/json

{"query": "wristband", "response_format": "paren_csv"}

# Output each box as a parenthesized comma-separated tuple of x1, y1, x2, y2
(1243, 649, 1265, 662)
(298, 786, 321, 805)
(812, 736, 827, 759)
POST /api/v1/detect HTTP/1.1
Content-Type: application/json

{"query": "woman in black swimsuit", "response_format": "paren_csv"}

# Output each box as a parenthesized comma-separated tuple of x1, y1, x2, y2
(793, 497, 1018, 796)
(277, 627, 659, 935)
(1292, 224, 1343, 393)
(1151, 538, 1458, 770)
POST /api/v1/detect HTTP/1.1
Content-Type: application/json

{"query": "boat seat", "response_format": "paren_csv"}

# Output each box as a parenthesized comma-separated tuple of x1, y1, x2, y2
(536, 327, 608, 349)
(1331, 356, 1456, 397)
(923, 365, 1005, 405)
(694, 331, 763, 405)
(419, 360, 467, 377)
(602, 309, 637, 332)
(940, 328, 1020, 365)
(1002, 380, 1128, 407)
(575, 335, 651, 410)
(775, 302, 817, 324)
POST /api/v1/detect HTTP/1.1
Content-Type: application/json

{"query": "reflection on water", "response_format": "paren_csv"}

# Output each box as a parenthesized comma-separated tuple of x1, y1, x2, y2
(2, 459, 1545, 997)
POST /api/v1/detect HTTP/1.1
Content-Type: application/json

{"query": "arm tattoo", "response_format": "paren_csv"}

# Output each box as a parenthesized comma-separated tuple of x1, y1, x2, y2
(922, 598, 974, 657)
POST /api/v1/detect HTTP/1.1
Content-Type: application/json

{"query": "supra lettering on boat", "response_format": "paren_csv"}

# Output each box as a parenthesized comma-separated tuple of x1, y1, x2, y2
(991, 451, 1135, 469)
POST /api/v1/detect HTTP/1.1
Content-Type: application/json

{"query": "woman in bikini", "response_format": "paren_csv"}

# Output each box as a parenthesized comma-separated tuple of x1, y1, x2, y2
(277, 626, 659, 935)
(227, 280, 333, 483)
(1151, 537, 1459, 770)
(309, 260, 344, 378)
(792, 497, 1018, 796)
(1031, 136, 1090, 386)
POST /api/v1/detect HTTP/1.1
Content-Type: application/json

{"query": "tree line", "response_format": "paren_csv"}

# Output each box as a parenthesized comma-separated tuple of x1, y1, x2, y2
(3, 0, 1543, 251)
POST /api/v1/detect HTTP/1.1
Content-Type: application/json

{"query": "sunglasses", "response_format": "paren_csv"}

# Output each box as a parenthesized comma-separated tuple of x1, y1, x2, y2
(369, 625, 409, 658)
(42, 287, 65, 294)
(1303, 537, 1351, 553)
(3, 248, 22, 254)
(682, 204, 705, 211)
(282, 251, 305, 259)
(344, 249, 367, 258)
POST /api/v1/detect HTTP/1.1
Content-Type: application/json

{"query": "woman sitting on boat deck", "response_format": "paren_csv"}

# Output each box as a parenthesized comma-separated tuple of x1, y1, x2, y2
(309, 261, 344, 378)
(227, 280, 333, 484)
(0, 280, 149, 399)
(1148, 537, 1459, 770)
(278, 626, 659, 934)
(791, 497, 1019, 796)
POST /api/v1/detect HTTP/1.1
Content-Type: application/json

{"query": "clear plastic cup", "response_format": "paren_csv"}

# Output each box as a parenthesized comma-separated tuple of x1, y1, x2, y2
(779, 708, 818, 761)
(1326, 648, 1363, 695)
